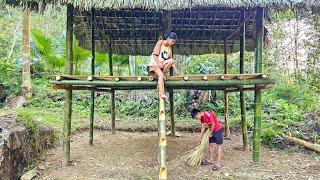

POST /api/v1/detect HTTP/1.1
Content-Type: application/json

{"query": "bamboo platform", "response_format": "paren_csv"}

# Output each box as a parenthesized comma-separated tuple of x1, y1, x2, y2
(52, 73, 275, 91)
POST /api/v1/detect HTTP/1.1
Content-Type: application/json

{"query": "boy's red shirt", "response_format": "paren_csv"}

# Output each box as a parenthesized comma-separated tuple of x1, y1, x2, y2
(200, 111, 223, 132)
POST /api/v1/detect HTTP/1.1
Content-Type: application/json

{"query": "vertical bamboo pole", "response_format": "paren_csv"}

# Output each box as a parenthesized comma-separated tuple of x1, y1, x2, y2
(169, 70, 175, 136)
(157, 11, 168, 179)
(22, 9, 32, 98)
(162, 11, 175, 137)
(240, 10, 249, 151)
(158, 98, 167, 180)
(253, 7, 264, 164)
(169, 53, 175, 136)
(224, 40, 231, 139)
(62, 5, 74, 167)
(108, 43, 116, 134)
(89, 9, 95, 145)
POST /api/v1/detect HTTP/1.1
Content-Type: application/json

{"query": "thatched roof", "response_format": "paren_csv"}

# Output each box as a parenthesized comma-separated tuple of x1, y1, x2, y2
(4, 0, 320, 55)
(5, 0, 320, 11)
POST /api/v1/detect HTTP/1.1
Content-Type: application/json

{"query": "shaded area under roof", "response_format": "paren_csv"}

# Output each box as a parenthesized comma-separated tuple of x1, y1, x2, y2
(75, 7, 258, 55)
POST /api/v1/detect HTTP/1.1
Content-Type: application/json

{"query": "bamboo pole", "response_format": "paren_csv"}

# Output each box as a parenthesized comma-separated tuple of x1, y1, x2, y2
(52, 79, 275, 89)
(62, 5, 73, 167)
(108, 43, 116, 134)
(158, 97, 167, 180)
(53, 79, 275, 89)
(253, 7, 264, 164)
(224, 40, 231, 139)
(169, 56, 175, 137)
(22, 9, 32, 98)
(240, 9, 249, 151)
(53, 73, 268, 81)
(169, 87, 175, 137)
(89, 9, 95, 145)
(284, 136, 320, 152)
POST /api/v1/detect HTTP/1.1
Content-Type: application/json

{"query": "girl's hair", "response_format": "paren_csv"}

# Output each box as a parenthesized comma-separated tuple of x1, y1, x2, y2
(164, 32, 177, 40)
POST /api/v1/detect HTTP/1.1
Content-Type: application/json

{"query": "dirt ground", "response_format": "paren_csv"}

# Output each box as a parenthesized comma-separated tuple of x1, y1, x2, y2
(34, 131, 319, 180)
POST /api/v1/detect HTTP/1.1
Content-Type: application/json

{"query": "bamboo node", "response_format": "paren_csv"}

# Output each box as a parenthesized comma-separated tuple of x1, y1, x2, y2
(87, 76, 93, 81)
(148, 77, 154, 81)
(237, 76, 242, 80)
(56, 75, 61, 81)
(183, 76, 189, 81)
(137, 77, 142, 81)
(114, 77, 120, 81)
(203, 76, 208, 81)
(262, 74, 267, 78)
(159, 167, 167, 180)
(220, 75, 225, 80)
(159, 137, 166, 146)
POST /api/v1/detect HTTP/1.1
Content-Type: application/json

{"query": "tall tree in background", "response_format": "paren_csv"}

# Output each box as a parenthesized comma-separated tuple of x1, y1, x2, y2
(294, 10, 301, 74)
(22, 10, 32, 98)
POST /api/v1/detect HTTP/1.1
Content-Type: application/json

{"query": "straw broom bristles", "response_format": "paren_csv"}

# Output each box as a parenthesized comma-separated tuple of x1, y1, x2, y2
(184, 129, 211, 166)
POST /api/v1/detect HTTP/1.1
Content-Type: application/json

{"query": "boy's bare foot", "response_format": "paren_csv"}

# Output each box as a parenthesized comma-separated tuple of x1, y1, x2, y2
(201, 159, 214, 165)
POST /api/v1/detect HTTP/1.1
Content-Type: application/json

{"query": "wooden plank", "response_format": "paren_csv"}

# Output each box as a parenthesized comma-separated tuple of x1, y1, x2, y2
(54, 73, 269, 81)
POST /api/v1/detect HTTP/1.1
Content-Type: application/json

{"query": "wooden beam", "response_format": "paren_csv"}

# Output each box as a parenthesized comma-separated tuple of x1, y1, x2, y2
(62, 4, 74, 167)
(53, 73, 269, 81)
(109, 43, 116, 134)
(226, 12, 254, 40)
(224, 39, 231, 139)
(52, 79, 275, 89)
(253, 7, 264, 165)
(240, 9, 249, 151)
(51, 84, 111, 92)
(89, 9, 95, 145)
(284, 136, 320, 152)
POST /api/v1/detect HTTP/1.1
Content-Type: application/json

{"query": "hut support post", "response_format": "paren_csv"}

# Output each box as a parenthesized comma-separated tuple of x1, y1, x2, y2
(157, 11, 169, 179)
(224, 40, 231, 139)
(62, 5, 74, 166)
(240, 10, 248, 151)
(253, 7, 264, 164)
(158, 98, 167, 180)
(89, 9, 95, 145)
(162, 11, 175, 136)
(169, 69, 175, 136)
(108, 43, 116, 134)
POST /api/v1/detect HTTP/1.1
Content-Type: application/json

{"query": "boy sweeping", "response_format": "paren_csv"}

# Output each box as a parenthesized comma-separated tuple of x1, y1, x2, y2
(191, 109, 223, 171)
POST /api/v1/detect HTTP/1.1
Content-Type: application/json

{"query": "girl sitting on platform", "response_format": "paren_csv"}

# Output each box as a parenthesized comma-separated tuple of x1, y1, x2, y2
(148, 32, 179, 99)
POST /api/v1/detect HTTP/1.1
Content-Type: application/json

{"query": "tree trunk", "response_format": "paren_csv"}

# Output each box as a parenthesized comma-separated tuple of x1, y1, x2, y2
(294, 12, 300, 75)
(22, 10, 32, 98)
(284, 136, 320, 152)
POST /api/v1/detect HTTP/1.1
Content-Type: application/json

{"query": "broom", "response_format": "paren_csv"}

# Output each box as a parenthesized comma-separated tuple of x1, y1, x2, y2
(183, 128, 211, 166)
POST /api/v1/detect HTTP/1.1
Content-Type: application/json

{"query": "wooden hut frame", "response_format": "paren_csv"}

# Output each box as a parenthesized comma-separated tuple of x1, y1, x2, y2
(8, 0, 320, 179)
(61, 6, 271, 179)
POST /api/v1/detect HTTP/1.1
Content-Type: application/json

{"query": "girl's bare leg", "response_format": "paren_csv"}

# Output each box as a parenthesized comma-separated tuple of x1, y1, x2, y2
(162, 59, 178, 74)
(153, 67, 167, 99)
